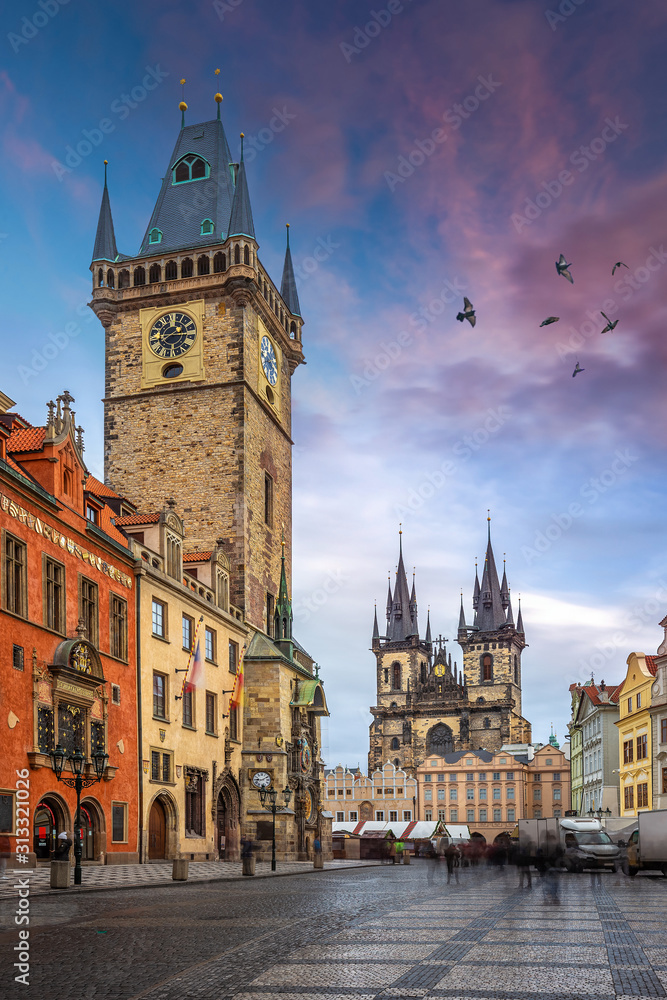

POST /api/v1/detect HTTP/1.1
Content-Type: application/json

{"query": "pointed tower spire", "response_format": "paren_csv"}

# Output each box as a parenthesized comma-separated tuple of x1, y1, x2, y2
(425, 608, 432, 646)
(458, 592, 467, 638)
(385, 573, 392, 624)
(372, 604, 379, 642)
(388, 526, 413, 640)
(476, 515, 506, 632)
(517, 597, 524, 635)
(92, 161, 118, 262)
(500, 555, 510, 610)
(280, 224, 302, 317)
(505, 589, 515, 627)
(274, 531, 293, 658)
(409, 568, 419, 638)
(228, 134, 256, 239)
(472, 560, 480, 610)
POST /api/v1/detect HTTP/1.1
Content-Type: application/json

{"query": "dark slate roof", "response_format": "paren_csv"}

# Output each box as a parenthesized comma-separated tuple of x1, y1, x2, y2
(475, 526, 508, 633)
(280, 231, 301, 316)
(436, 749, 494, 764)
(388, 534, 415, 641)
(92, 175, 119, 262)
(228, 155, 255, 239)
(138, 119, 236, 256)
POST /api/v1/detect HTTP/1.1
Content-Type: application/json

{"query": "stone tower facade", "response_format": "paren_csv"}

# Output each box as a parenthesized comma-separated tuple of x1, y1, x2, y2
(89, 115, 303, 631)
(368, 526, 532, 776)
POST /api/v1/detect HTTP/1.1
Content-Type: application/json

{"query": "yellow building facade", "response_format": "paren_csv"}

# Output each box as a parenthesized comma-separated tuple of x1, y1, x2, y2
(616, 652, 657, 816)
(326, 763, 418, 825)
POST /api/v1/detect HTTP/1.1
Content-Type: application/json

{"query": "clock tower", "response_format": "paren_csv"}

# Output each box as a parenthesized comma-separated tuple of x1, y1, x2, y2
(89, 101, 304, 630)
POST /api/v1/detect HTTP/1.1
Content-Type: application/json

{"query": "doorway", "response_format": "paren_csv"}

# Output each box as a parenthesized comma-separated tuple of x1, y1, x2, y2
(148, 799, 166, 859)
(33, 797, 69, 860)
(216, 794, 227, 858)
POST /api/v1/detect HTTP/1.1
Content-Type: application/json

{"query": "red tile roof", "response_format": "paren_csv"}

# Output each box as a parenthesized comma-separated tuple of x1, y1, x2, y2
(183, 551, 212, 563)
(646, 655, 657, 676)
(115, 512, 161, 527)
(580, 682, 622, 706)
(7, 426, 46, 453)
(85, 474, 122, 500)
(4, 454, 27, 477)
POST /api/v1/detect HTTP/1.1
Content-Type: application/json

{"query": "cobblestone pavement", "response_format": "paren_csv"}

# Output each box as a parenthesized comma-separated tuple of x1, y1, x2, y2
(1, 862, 666, 1000)
(0, 859, 378, 900)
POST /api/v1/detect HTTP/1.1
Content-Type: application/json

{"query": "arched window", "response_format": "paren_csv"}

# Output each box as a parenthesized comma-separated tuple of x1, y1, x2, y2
(391, 737, 400, 750)
(514, 654, 518, 683)
(482, 653, 493, 682)
(234, 245, 240, 265)
(118, 269, 130, 288)
(290, 321, 297, 339)
(483, 717, 491, 729)
(181, 258, 193, 279)
(394, 758, 400, 767)
(97, 268, 104, 287)
(172, 154, 209, 184)
(165, 260, 177, 280)
(133, 266, 146, 286)
(148, 228, 162, 245)
(420, 663, 426, 684)
(106, 269, 115, 288)
(427, 723, 453, 755)
(63, 468, 72, 496)
(200, 219, 214, 236)
(392, 662, 401, 690)
(213, 252, 226, 273)
(243, 245, 250, 265)
(197, 255, 210, 276)
(149, 263, 161, 284)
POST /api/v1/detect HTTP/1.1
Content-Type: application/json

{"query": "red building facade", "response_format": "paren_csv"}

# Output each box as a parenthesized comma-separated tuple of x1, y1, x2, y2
(0, 390, 140, 863)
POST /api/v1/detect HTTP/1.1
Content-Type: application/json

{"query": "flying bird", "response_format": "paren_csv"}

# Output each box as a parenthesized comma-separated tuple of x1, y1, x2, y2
(556, 254, 573, 283)
(540, 316, 560, 327)
(612, 261, 628, 275)
(572, 361, 585, 378)
(456, 297, 476, 327)
(600, 311, 618, 333)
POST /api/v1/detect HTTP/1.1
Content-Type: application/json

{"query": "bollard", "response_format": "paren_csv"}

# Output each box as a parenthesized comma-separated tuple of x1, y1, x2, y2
(313, 853, 324, 869)
(242, 855, 256, 876)
(403, 852, 411, 865)
(50, 861, 70, 889)
(172, 858, 189, 881)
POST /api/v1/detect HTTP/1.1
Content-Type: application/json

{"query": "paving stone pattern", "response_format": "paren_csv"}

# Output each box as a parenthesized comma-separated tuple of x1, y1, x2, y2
(0, 861, 666, 1000)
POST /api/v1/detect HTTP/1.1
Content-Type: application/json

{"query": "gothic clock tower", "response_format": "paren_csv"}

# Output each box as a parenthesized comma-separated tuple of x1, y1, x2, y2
(89, 97, 304, 630)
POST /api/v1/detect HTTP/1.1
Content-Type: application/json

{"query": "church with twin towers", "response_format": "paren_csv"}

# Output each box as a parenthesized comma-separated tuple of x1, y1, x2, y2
(368, 522, 532, 776)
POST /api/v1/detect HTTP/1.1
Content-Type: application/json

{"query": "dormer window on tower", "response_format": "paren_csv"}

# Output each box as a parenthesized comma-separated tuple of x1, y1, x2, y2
(200, 219, 214, 236)
(149, 228, 162, 245)
(172, 154, 210, 185)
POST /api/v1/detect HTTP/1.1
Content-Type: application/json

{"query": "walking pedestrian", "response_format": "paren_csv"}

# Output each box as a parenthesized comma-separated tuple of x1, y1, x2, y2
(515, 838, 533, 889)
(445, 842, 460, 884)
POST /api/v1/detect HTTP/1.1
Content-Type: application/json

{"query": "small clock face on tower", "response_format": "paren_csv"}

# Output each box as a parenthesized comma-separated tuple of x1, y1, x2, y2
(260, 335, 278, 385)
(252, 770, 272, 789)
(149, 311, 197, 359)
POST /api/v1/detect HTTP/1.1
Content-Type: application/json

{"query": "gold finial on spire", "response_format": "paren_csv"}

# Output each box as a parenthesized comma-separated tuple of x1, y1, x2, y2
(179, 79, 187, 127)
(214, 68, 223, 117)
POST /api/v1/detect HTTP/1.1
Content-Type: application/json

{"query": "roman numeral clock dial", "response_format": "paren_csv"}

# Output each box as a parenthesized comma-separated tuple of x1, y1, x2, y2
(148, 311, 197, 359)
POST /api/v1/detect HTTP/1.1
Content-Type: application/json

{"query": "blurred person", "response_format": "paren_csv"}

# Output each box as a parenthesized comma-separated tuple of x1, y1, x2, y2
(445, 842, 460, 884)
(540, 831, 563, 905)
(515, 838, 534, 889)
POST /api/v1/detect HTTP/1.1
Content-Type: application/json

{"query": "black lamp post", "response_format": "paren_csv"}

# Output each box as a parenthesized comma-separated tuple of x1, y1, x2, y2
(259, 784, 292, 871)
(49, 744, 109, 885)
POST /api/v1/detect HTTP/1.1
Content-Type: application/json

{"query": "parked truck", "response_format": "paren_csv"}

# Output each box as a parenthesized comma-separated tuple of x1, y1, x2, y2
(518, 817, 620, 872)
(624, 810, 667, 876)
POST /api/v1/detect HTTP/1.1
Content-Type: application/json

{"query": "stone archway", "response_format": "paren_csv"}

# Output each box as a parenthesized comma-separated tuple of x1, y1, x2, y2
(80, 796, 106, 862)
(212, 772, 241, 861)
(33, 793, 71, 861)
(146, 791, 178, 861)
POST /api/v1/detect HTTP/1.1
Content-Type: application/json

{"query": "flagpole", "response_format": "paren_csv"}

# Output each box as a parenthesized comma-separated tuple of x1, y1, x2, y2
(175, 615, 204, 700)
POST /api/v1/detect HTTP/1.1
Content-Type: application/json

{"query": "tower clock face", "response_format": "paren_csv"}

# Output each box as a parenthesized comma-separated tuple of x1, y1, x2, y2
(260, 335, 278, 385)
(148, 311, 197, 359)
(252, 770, 272, 789)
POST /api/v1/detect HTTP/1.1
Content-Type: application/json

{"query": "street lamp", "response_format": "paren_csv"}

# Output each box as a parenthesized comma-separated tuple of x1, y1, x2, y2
(49, 744, 110, 885)
(259, 784, 292, 871)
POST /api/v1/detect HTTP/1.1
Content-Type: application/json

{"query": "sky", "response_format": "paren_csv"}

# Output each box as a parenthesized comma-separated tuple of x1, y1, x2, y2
(2, 0, 667, 770)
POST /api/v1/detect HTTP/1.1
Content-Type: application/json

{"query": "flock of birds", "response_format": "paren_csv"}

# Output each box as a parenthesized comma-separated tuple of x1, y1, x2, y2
(455, 254, 628, 377)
